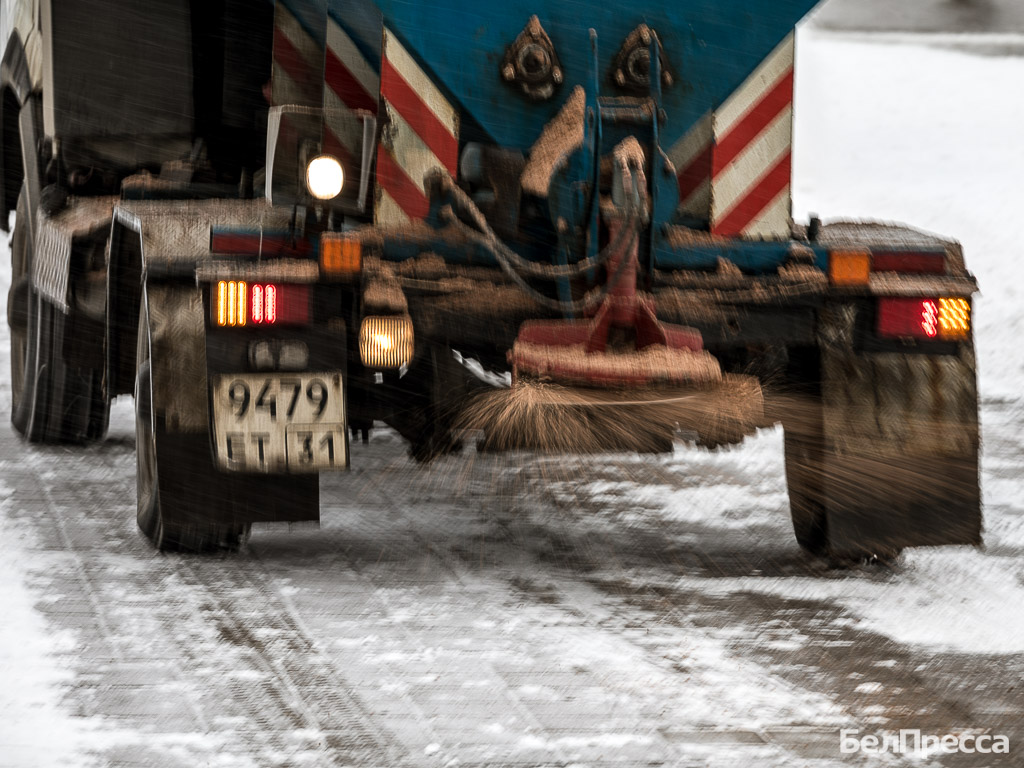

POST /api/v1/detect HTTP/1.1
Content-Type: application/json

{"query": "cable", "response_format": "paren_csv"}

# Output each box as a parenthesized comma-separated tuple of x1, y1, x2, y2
(428, 170, 643, 313)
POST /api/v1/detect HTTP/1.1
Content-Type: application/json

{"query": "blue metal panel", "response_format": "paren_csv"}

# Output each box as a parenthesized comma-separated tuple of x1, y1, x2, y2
(367, 0, 819, 150)
(654, 242, 829, 274)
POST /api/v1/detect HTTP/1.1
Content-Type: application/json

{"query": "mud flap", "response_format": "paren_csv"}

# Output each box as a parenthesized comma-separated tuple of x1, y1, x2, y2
(154, 431, 319, 527)
(786, 303, 982, 558)
(819, 452, 980, 556)
(144, 285, 320, 528)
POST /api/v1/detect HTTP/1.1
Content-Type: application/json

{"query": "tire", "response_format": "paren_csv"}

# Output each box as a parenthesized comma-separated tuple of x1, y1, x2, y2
(782, 431, 829, 557)
(9, 185, 109, 443)
(782, 305, 981, 561)
(135, 296, 251, 552)
(383, 344, 471, 462)
(9, 186, 35, 435)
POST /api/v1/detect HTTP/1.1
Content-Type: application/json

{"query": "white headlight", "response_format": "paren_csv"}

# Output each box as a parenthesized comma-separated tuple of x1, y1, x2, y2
(306, 155, 344, 200)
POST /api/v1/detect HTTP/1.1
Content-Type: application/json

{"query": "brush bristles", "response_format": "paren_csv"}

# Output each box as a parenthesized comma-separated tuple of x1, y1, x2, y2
(458, 375, 767, 454)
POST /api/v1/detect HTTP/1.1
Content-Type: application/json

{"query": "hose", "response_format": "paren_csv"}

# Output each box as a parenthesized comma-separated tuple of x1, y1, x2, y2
(428, 170, 642, 313)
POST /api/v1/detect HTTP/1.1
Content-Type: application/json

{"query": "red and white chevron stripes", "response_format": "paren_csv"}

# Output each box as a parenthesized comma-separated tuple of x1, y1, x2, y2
(271, 2, 323, 108)
(374, 29, 459, 225)
(668, 33, 795, 239)
(322, 15, 380, 187)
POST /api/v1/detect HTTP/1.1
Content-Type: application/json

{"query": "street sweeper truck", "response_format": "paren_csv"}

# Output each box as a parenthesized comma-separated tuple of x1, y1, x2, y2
(2, 0, 980, 559)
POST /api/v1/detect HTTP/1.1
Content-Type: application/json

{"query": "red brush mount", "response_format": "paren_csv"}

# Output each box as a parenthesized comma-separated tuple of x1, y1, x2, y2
(511, 140, 711, 388)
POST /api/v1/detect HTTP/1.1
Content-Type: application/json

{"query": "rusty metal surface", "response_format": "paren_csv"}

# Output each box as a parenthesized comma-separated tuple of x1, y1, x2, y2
(195, 259, 320, 284)
(816, 220, 968, 273)
(115, 199, 294, 269)
(146, 283, 209, 434)
(31, 196, 116, 311)
(816, 220, 957, 250)
(866, 272, 977, 298)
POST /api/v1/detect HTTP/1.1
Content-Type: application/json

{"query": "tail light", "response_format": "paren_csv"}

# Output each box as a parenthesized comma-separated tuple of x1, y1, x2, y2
(217, 281, 247, 327)
(213, 282, 310, 327)
(877, 297, 970, 341)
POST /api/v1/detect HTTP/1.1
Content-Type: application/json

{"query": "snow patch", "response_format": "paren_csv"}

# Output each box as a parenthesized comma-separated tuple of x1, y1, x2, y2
(0, 510, 92, 766)
(794, 27, 1024, 401)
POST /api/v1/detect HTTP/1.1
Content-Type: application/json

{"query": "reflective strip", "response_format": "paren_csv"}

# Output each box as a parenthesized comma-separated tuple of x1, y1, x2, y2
(375, 29, 458, 224)
(667, 112, 713, 218)
(271, 2, 324, 107)
(710, 34, 795, 238)
(665, 34, 795, 238)
(712, 106, 792, 220)
(322, 14, 379, 181)
(325, 16, 379, 113)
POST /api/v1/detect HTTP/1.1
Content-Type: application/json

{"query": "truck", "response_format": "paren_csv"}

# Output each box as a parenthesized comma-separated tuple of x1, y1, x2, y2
(2, 0, 981, 561)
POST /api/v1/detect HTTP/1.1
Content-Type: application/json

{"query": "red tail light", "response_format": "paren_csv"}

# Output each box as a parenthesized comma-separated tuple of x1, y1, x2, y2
(252, 284, 279, 324)
(214, 282, 309, 326)
(877, 297, 970, 341)
(871, 251, 946, 275)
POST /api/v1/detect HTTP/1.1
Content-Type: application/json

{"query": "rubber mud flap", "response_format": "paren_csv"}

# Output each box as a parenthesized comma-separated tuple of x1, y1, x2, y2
(820, 452, 981, 558)
(154, 431, 320, 527)
(800, 302, 982, 558)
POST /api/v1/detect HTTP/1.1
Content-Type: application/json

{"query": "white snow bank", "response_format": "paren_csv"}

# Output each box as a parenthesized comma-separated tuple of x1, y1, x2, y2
(689, 546, 1024, 654)
(0, 483, 93, 767)
(710, 27, 1024, 654)
(793, 28, 1024, 402)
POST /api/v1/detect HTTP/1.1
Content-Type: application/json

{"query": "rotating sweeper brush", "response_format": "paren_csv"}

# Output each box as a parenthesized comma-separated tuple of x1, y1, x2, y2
(465, 140, 766, 454)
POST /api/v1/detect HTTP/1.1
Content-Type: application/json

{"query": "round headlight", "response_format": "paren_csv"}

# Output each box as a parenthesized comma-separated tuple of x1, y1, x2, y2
(306, 155, 344, 200)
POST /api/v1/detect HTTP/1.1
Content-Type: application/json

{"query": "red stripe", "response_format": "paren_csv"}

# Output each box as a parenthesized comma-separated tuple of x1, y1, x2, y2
(871, 252, 946, 274)
(380, 58, 457, 175)
(322, 127, 360, 202)
(376, 147, 430, 219)
(713, 151, 792, 236)
(211, 233, 312, 257)
(325, 46, 379, 113)
(712, 69, 794, 178)
(273, 26, 321, 104)
(676, 144, 712, 203)
(322, 125, 356, 169)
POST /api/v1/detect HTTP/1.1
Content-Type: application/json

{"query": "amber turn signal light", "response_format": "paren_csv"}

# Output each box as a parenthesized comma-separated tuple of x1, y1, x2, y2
(829, 250, 871, 286)
(321, 235, 362, 278)
(938, 297, 971, 340)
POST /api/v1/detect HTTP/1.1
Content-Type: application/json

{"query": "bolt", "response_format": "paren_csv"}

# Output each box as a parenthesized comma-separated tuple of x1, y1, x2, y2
(552, 67, 563, 84)
(556, 217, 569, 234)
(614, 69, 626, 86)
(640, 26, 652, 45)
(502, 63, 516, 81)
(662, 71, 673, 87)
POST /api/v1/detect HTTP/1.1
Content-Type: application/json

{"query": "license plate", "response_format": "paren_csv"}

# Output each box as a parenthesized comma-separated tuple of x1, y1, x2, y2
(212, 373, 347, 472)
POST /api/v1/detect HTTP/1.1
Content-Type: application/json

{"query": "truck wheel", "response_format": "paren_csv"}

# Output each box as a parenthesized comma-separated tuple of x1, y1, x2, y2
(782, 431, 829, 557)
(384, 345, 472, 462)
(9, 185, 109, 443)
(135, 298, 250, 552)
(782, 306, 981, 561)
(9, 186, 35, 436)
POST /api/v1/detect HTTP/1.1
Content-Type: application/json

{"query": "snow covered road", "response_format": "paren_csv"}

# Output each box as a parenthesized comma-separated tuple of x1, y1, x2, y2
(2, 27, 1024, 768)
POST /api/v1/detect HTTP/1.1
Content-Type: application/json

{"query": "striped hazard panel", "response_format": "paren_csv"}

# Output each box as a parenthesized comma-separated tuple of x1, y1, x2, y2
(322, 9, 380, 203)
(271, 0, 326, 108)
(375, 29, 459, 225)
(668, 33, 795, 239)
